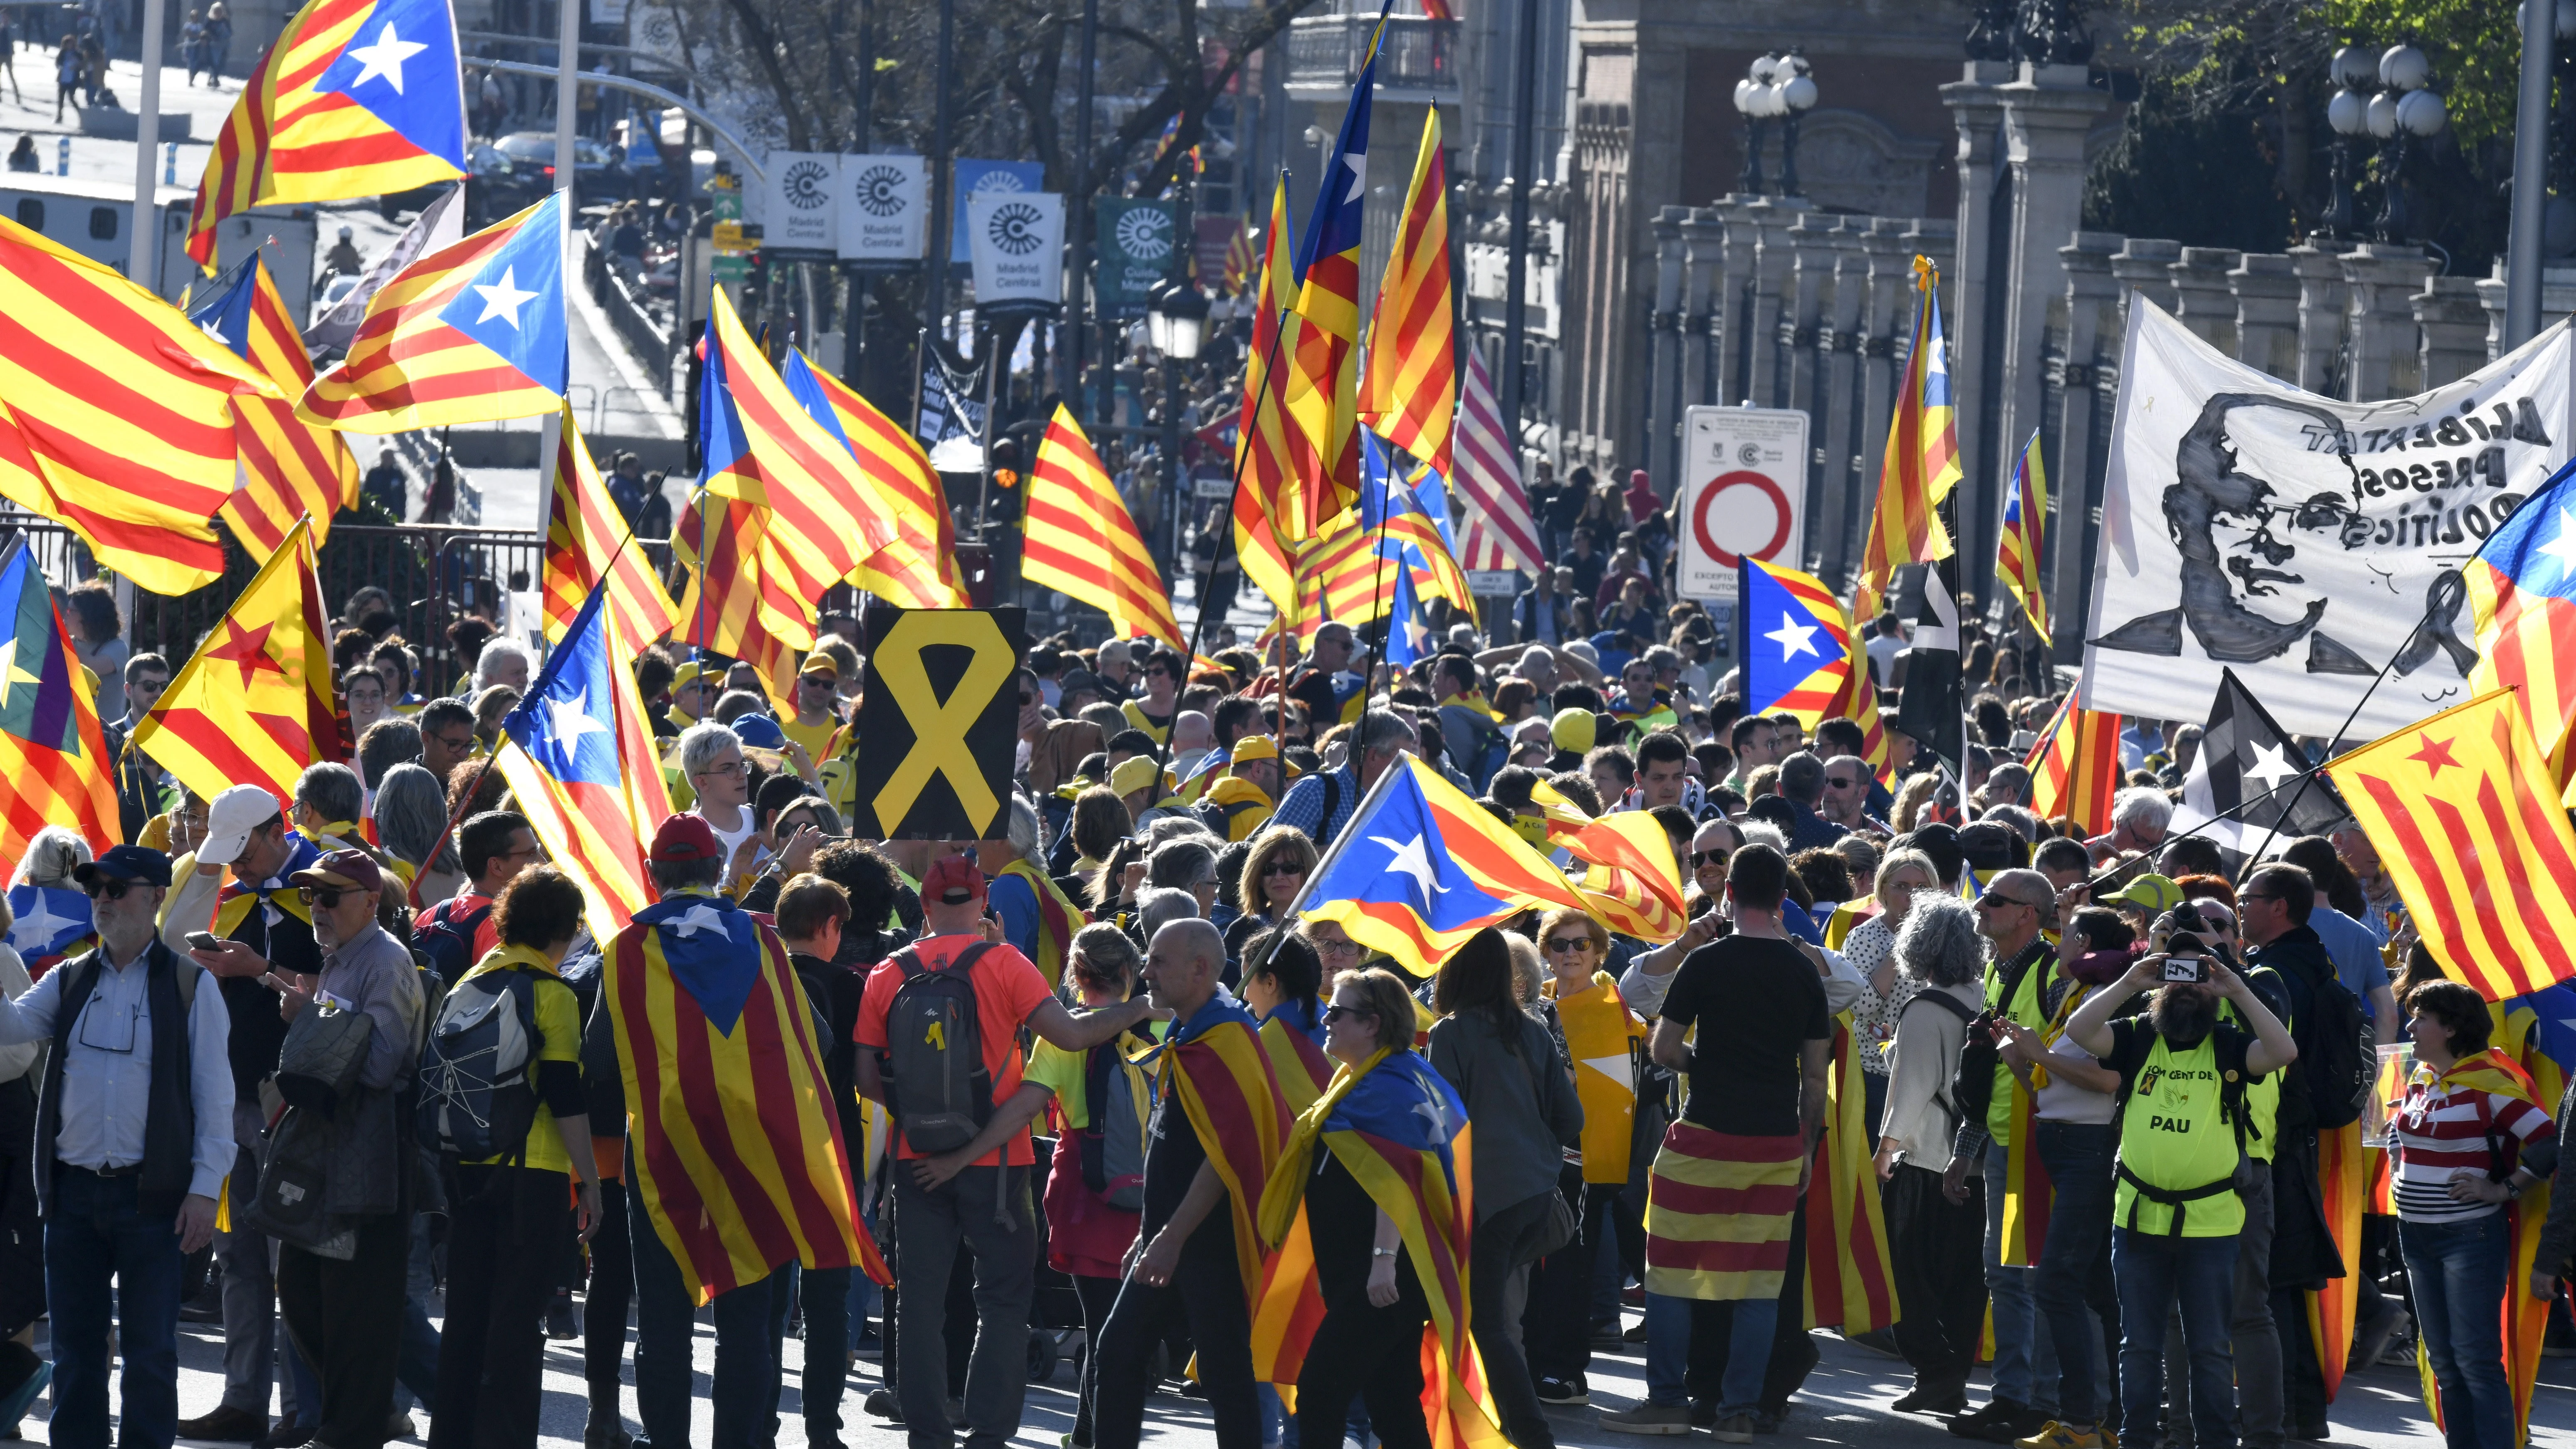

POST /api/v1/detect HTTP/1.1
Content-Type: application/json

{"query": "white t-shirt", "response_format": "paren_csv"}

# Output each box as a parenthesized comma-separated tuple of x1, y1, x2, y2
(694, 809, 763, 874)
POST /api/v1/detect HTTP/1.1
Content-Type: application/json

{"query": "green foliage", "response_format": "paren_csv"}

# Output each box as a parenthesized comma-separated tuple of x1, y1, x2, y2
(2083, 68, 2295, 251)
(2319, 1, 2523, 146)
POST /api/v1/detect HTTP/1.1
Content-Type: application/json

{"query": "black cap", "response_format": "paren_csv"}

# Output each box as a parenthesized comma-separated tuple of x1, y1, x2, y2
(74, 845, 173, 890)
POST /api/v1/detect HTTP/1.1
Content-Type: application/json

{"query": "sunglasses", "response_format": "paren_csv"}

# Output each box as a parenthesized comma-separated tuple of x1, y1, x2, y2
(1261, 860, 1306, 877)
(1543, 936, 1595, 954)
(83, 879, 136, 901)
(1689, 850, 1729, 867)
(302, 887, 349, 910)
(1322, 1003, 1363, 1022)
(1977, 894, 2040, 912)
(1825, 776, 1860, 789)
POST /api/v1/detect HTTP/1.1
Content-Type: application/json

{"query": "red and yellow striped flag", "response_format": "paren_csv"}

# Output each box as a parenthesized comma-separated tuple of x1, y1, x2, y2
(1291, 508, 1472, 627)
(1221, 212, 1257, 296)
(671, 488, 806, 713)
(1023, 405, 1182, 649)
(1802, 1018, 1899, 1333)
(129, 518, 339, 810)
(1996, 428, 2049, 646)
(186, 0, 468, 266)
(1281, 24, 1384, 535)
(1235, 180, 1318, 614)
(1360, 109, 1455, 480)
(1821, 629, 1892, 784)
(0, 215, 280, 595)
(698, 290, 911, 622)
(1159, 1013, 1293, 1311)
(2305, 1120, 2368, 1403)
(784, 349, 964, 609)
(606, 892, 887, 1305)
(2323, 688, 2576, 1001)
(2463, 463, 2576, 804)
(2026, 695, 2122, 835)
(543, 401, 677, 648)
(0, 534, 120, 857)
(1563, 811, 1688, 944)
(1855, 256, 1961, 620)
(189, 254, 359, 557)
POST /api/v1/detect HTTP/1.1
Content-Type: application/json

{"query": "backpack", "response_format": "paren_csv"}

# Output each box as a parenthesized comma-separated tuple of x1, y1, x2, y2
(1949, 945, 2046, 1136)
(411, 898, 493, 988)
(880, 941, 996, 1155)
(1079, 1033, 1153, 1210)
(2294, 966, 2372, 1130)
(414, 966, 542, 1161)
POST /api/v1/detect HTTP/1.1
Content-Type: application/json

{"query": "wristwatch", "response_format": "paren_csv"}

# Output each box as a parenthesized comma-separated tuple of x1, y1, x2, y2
(1372, 1246, 1399, 1258)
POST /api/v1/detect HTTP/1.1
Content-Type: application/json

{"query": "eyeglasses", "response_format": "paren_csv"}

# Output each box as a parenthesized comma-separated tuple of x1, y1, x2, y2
(1543, 936, 1595, 954)
(1322, 1003, 1363, 1022)
(1689, 850, 1729, 867)
(83, 879, 136, 901)
(302, 887, 347, 910)
(2238, 891, 2276, 904)
(1261, 860, 1306, 877)
(1977, 894, 2041, 912)
(696, 760, 748, 778)
(1315, 938, 1363, 960)
(1825, 776, 1860, 789)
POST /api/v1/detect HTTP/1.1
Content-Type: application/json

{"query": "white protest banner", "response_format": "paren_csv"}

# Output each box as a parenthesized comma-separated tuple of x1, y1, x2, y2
(966, 190, 1063, 310)
(2079, 301, 2574, 741)
(762, 152, 839, 254)
(838, 154, 927, 264)
(1676, 406, 1808, 602)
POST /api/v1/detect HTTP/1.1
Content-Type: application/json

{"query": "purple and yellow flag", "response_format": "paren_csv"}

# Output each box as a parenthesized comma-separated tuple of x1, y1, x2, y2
(605, 892, 887, 1304)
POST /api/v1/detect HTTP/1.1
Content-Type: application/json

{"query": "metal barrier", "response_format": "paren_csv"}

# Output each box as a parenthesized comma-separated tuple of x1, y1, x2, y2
(586, 236, 677, 398)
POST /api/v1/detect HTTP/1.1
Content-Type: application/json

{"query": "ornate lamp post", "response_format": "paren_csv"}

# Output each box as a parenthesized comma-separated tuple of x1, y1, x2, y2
(2322, 44, 2378, 240)
(1732, 54, 1778, 194)
(1774, 50, 1818, 198)
(2370, 45, 2446, 243)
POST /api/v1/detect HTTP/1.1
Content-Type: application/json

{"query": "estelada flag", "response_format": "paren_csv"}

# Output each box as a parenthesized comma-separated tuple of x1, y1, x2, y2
(542, 401, 677, 649)
(131, 518, 339, 810)
(605, 890, 887, 1305)
(2465, 456, 2576, 803)
(493, 580, 669, 933)
(189, 254, 359, 557)
(1802, 1014, 1898, 1333)
(2026, 695, 2122, 836)
(1562, 810, 1688, 944)
(1996, 428, 2050, 646)
(1149, 997, 1292, 1311)
(0, 215, 281, 594)
(781, 349, 964, 609)
(1256, 1045, 1503, 1449)
(187, 0, 468, 266)
(1854, 255, 1962, 620)
(1743, 559, 1853, 726)
(2322, 688, 2576, 1001)
(1359, 108, 1455, 480)
(0, 533, 119, 859)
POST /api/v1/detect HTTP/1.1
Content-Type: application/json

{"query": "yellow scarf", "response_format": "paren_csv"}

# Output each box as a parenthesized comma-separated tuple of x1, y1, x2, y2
(1257, 1045, 1392, 1249)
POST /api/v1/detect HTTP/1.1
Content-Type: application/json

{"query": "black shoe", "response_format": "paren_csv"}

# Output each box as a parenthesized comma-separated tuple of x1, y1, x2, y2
(1691, 1401, 1719, 1429)
(179, 1295, 225, 1324)
(1536, 1375, 1590, 1406)
(1951, 1399, 2035, 1442)
(584, 1410, 634, 1449)
(252, 1421, 316, 1449)
(862, 1389, 902, 1423)
(175, 1404, 267, 1442)
(1751, 1406, 1788, 1434)
(1894, 1382, 1969, 1415)
(2291, 1422, 2331, 1443)
(545, 1296, 579, 1340)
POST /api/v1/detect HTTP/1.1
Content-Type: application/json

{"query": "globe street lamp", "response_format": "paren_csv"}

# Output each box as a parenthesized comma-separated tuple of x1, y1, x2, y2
(1146, 276, 1211, 569)
(2321, 44, 2377, 240)
(1773, 50, 1818, 198)
(1732, 53, 1777, 195)
(2371, 44, 2446, 243)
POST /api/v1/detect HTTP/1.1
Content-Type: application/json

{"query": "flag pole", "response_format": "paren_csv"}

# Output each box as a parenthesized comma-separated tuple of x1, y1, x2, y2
(129, 0, 167, 287)
(1150, 167, 1301, 787)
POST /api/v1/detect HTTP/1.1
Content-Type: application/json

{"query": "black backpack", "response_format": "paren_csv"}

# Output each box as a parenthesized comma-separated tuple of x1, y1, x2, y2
(411, 898, 493, 988)
(879, 941, 996, 1155)
(1079, 1032, 1153, 1210)
(2284, 955, 2373, 1131)
(1949, 945, 2046, 1137)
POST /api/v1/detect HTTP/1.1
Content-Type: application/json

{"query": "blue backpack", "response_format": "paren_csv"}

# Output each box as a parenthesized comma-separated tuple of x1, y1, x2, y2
(415, 967, 542, 1162)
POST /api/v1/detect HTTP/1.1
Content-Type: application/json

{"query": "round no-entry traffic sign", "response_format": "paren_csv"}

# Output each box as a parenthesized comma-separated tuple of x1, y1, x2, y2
(1692, 469, 1794, 567)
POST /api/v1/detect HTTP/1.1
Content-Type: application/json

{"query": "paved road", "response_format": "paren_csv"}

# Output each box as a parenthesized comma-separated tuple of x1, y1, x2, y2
(7, 1288, 2570, 1447)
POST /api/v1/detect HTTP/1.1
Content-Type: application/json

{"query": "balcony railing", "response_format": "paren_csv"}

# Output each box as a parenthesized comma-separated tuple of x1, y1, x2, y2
(1284, 15, 1461, 97)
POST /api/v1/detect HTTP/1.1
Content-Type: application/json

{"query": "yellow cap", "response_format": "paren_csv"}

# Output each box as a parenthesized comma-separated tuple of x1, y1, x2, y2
(672, 661, 706, 688)
(1229, 735, 1281, 765)
(1551, 707, 1596, 754)
(1110, 755, 1162, 800)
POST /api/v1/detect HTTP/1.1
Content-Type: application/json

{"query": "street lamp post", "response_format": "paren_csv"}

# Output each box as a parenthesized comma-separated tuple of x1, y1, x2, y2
(2322, 45, 2377, 241)
(1147, 277, 1210, 577)
(1774, 50, 1818, 197)
(1732, 54, 1776, 194)
(2370, 44, 2445, 244)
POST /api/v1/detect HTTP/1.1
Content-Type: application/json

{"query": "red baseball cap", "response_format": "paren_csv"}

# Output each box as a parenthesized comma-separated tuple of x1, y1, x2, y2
(649, 815, 723, 864)
(922, 855, 986, 906)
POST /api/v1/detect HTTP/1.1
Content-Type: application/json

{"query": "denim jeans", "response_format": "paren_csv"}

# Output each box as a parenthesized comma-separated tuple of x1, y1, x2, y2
(2110, 1227, 2238, 1449)
(628, 1182, 780, 1449)
(1643, 1290, 1774, 1417)
(2031, 1122, 2119, 1425)
(2165, 1167, 2277, 1449)
(2400, 1212, 2514, 1449)
(1984, 1144, 2059, 1412)
(45, 1167, 186, 1449)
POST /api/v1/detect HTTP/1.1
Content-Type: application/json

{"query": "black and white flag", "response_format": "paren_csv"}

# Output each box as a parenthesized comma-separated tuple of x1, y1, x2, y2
(1894, 554, 1965, 776)
(2171, 666, 2346, 855)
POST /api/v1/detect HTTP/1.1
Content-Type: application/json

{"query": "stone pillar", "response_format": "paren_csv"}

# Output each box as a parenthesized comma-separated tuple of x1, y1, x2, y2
(2049, 231, 2123, 667)
(1744, 196, 1810, 409)
(2228, 253, 2301, 381)
(1987, 63, 2110, 608)
(2167, 247, 2242, 353)
(2110, 238, 2181, 327)
(1783, 213, 1839, 424)
(2479, 260, 2576, 361)
(1816, 223, 1872, 580)
(1714, 196, 1763, 407)
(2339, 243, 2432, 401)
(1646, 207, 1688, 492)
(1850, 218, 1921, 588)
(2289, 242, 2353, 394)
(1940, 62, 2014, 601)
(1679, 207, 1726, 411)
(2414, 275, 2489, 389)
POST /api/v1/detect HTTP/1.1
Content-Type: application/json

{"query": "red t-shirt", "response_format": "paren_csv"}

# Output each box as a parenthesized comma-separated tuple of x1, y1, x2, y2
(854, 932, 1054, 1167)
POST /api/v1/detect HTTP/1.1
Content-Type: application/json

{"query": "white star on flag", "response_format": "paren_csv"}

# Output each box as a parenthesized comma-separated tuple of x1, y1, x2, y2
(2243, 740, 2301, 795)
(670, 903, 731, 939)
(344, 21, 429, 93)
(1410, 1068, 1453, 1139)
(545, 689, 611, 749)
(1765, 612, 1820, 661)
(1402, 611, 1431, 655)
(6, 894, 77, 952)
(472, 267, 539, 328)
(1370, 833, 1449, 900)
(1339, 151, 1368, 205)
(2533, 505, 2576, 585)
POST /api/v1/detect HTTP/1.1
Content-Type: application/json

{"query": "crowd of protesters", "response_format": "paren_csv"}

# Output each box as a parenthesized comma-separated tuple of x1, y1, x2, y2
(0, 532, 2570, 1449)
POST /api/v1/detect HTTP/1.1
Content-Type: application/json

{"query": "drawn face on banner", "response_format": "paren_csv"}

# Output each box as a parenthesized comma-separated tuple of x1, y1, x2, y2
(2081, 306, 2571, 740)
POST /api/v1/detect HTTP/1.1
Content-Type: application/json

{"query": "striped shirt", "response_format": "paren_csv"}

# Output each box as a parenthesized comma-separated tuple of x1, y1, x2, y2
(2390, 1080, 2554, 1224)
